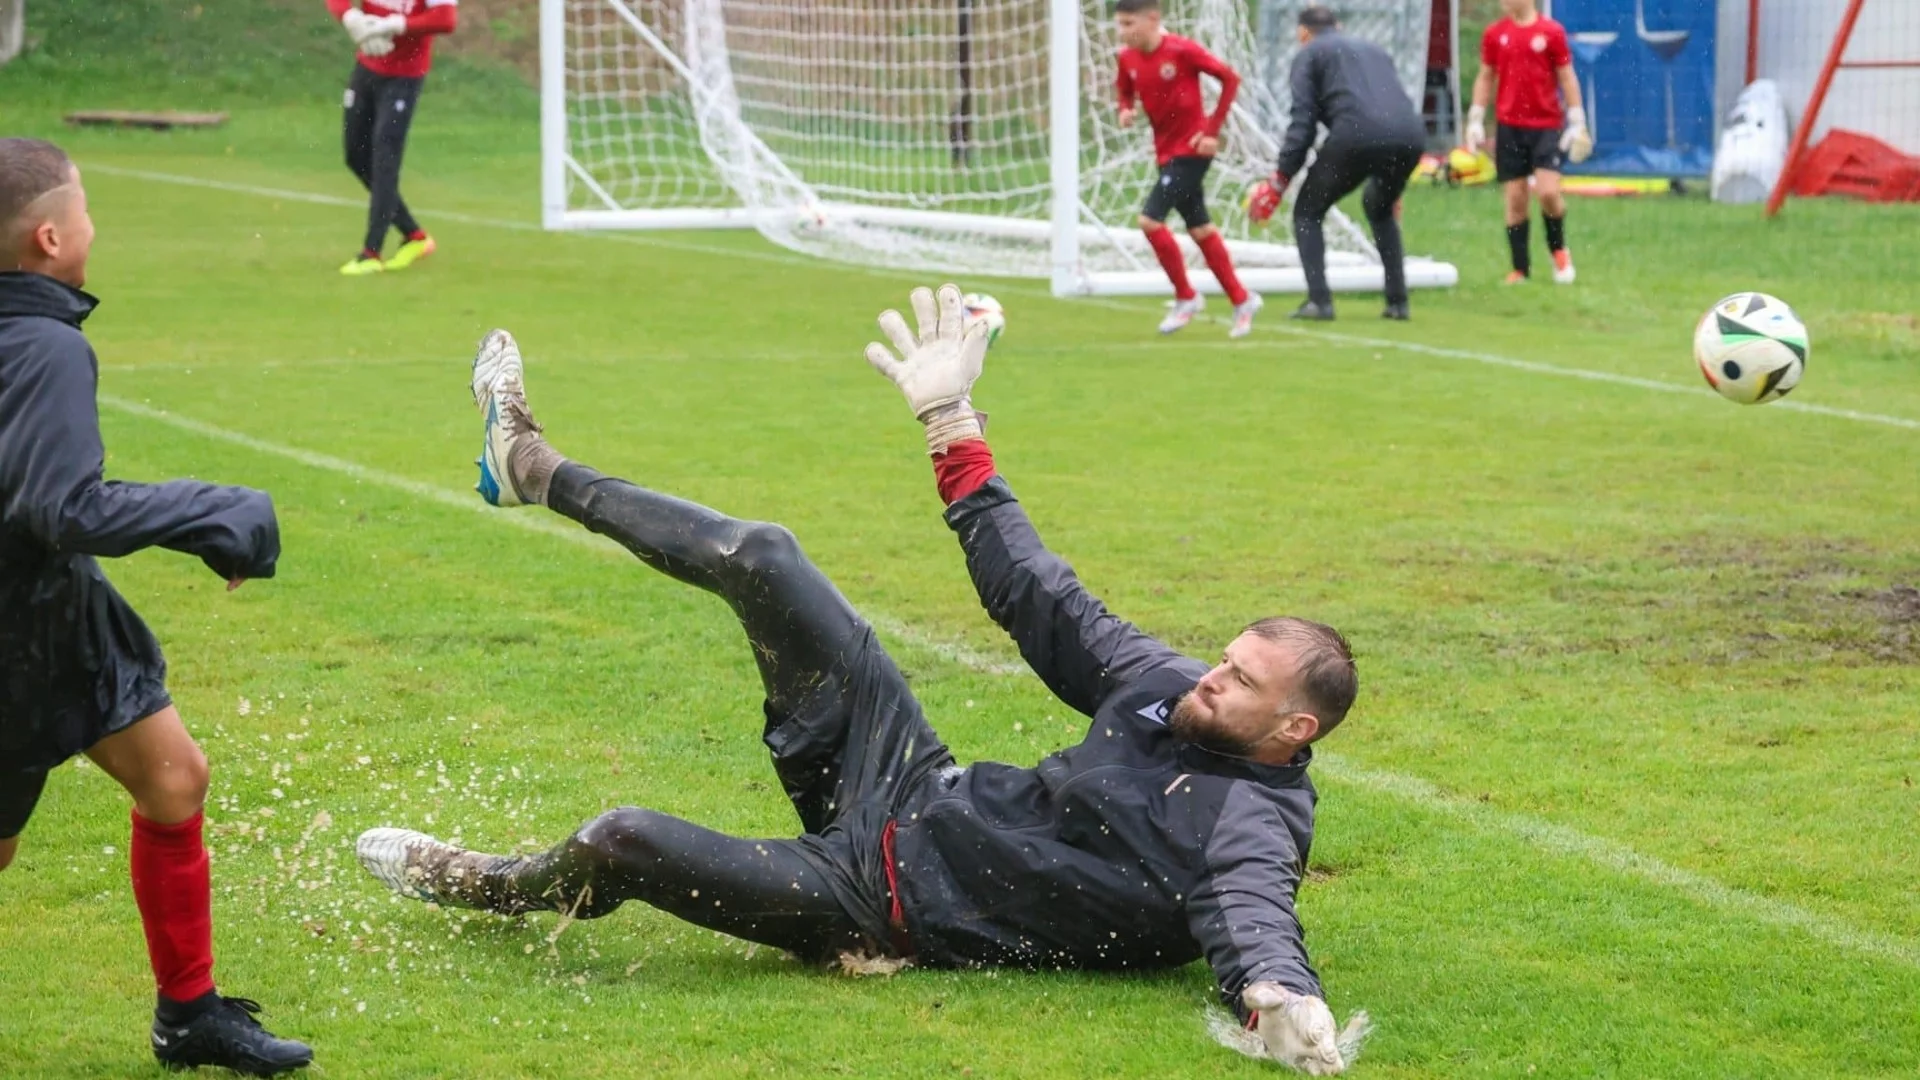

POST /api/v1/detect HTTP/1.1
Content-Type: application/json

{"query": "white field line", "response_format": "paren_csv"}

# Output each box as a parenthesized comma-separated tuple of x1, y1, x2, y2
(86, 163, 1920, 434)
(1318, 753, 1920, 970)
(100, 393, 1920, 972)
(95, 395, 1029, 676)
(1251, 322, 1920, 431)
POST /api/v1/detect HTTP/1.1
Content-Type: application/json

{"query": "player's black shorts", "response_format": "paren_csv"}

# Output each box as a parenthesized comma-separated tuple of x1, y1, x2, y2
(1141, 155, 1214, 227)
(0, 767, 49, 840)
(1495, 124, 1566, 182)
(2, 569, 173, 838)
(762, 622, 958, 943)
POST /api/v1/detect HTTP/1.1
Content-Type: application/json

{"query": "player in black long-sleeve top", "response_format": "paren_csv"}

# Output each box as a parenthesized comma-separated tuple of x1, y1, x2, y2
(357, 285, 1366, 1073)
(1247, 5, 1427, 321)
(0, 138, 310, 1075)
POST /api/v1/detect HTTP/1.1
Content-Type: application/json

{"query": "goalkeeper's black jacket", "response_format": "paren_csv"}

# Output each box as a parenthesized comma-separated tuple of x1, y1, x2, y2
(892, 477, 1324, 1018)
(0, 271, 279, 769)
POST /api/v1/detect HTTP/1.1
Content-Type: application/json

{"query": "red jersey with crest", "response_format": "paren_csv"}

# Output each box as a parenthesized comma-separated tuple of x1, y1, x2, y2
(326, 0, 459, 80)
(1115, 33, 1241, 166)
(1480, 16, 1572, 130)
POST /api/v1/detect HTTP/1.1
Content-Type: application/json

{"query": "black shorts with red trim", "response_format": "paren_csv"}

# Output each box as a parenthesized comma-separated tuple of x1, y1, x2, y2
(762, 623, 958, 954)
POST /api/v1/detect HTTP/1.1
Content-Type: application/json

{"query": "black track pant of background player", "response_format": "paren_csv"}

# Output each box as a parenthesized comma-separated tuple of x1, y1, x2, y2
(1292, 137, 1423, 309)
(445, 462, 954, 960)
(343, 64, 424, 256)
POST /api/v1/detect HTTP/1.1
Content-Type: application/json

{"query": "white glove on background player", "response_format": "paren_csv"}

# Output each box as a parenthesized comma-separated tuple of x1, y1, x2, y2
(865, 284, 989, 455)
(1243, 983, 1369, 1076)
(1465, 104, 1487, 154)
(341, 8, 405, 58)
(1560, 105, 1594, 164)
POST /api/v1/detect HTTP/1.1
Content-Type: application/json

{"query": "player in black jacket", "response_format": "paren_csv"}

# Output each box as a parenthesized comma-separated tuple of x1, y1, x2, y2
(357, 285, 1365, 1073)
(1246, 5, 1426, 321)
(0, 139, 310, 1075)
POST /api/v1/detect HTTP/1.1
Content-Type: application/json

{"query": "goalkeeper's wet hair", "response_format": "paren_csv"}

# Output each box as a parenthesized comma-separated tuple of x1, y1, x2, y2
(0, 139, 76, 239)
(1242, 616, 1357, 738)
(1113, 0, 1160, 14)
(1297, 5, 1339, 33)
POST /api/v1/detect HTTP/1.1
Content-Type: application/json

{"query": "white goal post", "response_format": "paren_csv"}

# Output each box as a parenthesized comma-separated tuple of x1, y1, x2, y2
(0, 0, 25, 67)
(540, 0, 1458, 298)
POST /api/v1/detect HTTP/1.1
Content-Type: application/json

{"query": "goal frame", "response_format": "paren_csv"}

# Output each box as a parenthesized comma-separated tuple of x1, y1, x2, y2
(539, 0, 1459, 297)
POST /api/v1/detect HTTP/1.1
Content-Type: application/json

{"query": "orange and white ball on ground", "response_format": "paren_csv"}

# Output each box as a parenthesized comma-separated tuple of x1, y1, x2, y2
(961, 293, 1006, 348)
(1693, 291, 1808, 405)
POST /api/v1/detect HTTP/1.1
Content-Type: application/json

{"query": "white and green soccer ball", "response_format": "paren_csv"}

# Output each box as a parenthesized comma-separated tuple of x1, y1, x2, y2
(1693, 291, 1808, 405)
(961, 292, 1006, 348)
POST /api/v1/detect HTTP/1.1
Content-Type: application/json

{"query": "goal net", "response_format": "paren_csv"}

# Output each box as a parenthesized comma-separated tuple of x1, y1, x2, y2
(1750, 0, 1920, 214)
(540, 0, 1457, 296)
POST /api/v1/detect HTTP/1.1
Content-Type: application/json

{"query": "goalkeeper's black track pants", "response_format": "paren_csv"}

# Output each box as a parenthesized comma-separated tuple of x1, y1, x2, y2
(446, 463, 952, 960)
(343, 63, 424, 256)
(1291, 136, 1423, 309)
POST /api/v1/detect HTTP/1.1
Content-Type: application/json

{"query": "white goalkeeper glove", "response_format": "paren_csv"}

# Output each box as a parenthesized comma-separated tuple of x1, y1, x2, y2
(341, 9, 379, 44)
(1465, 104, 1487, 154)
(1243, 983, 1370, 1076)
(1561, 106, 1594, 164)
(367, 13, 407, 38)
(865, 283, 989, 455)
(341, 9, 404, 56)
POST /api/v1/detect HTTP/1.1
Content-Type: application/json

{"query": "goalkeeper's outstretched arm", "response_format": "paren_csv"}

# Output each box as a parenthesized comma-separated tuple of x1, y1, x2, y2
(863, 284, 1188, 717)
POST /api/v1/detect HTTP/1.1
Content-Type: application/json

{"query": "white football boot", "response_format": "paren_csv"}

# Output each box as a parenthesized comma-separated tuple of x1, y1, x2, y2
(1158, 296, 1206, 335)
(358, 827, 480, 907)
(1551, 248, 1577, 284)
(1229, 292, 1264, 339)
(470, 329, 542, 507)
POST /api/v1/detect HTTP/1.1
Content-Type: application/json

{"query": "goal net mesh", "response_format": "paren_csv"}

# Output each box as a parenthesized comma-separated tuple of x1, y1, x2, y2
(557, 0, 1427, 283)
(1759, 0, 1920, 156)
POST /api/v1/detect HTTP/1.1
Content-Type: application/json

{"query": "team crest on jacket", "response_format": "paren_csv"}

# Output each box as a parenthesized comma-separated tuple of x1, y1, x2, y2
(1531, 34, 1547, 52)
(1159, 62, 1178, 80)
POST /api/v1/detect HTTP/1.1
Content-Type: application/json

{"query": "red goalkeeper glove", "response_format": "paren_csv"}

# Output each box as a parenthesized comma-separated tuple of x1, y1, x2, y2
(1245, 174, 1288, 224)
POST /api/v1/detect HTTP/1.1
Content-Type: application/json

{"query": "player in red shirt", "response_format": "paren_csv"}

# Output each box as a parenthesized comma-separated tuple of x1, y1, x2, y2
(327, 0, 459, 276)
(1466, 0, 1590, 284)
(1114, 0, 1260, 338)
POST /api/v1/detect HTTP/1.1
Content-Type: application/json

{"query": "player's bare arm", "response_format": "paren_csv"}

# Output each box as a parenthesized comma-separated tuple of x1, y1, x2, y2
(1467, 66, 1494, 152)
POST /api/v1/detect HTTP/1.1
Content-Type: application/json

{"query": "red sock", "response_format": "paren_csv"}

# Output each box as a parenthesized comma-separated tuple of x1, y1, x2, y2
(1195, 232, 1248, 306)
(406, 230, 427, 243)
(1144, 228, 1196, 300)
(933, 439, 997, 505)
(131, 810, 216, 1003)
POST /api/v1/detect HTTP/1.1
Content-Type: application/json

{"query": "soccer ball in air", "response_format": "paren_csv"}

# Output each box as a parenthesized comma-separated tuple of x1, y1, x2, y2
(1693, 291, 1808, 405)
(961, 293, 1006, 348)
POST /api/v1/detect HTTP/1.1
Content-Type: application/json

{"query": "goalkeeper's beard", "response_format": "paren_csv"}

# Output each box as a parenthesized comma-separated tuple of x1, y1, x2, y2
(1168, 693, 1266, 759)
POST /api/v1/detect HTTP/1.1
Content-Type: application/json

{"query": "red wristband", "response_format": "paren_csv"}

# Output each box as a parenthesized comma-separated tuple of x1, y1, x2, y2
(933, 439, 997, 505)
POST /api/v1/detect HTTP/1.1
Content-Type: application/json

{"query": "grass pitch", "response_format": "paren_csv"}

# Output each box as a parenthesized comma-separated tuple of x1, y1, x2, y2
(2, 4, 1919, 1077)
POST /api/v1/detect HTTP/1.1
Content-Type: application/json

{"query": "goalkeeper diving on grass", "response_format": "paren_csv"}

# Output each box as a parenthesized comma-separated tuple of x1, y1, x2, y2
(356, 287, 1367, 1073)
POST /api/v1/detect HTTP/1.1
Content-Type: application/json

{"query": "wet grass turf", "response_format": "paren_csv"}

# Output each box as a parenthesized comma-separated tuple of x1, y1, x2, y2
(3, 4, 1919, 1076)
